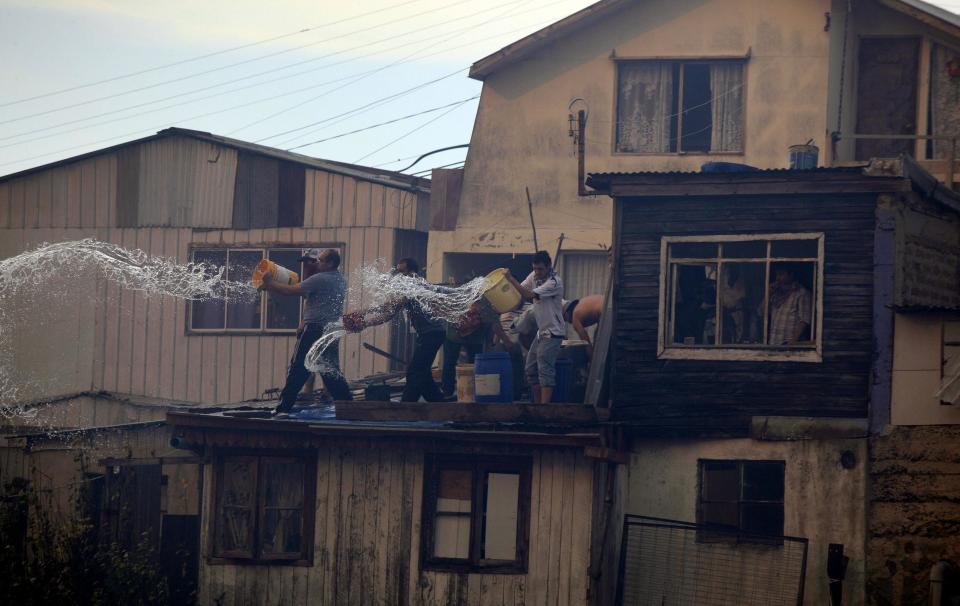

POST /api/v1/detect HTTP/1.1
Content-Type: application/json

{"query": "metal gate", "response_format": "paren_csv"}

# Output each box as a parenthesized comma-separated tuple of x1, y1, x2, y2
(617, 515, 808, 606)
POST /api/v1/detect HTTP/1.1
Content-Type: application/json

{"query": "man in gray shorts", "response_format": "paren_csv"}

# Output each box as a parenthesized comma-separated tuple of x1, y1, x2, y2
(259, 248, 352, 412)
(507, 250, 565, 403)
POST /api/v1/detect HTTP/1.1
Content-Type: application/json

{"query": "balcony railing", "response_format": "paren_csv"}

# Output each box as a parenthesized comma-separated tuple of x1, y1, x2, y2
(832, 134, 959, 189)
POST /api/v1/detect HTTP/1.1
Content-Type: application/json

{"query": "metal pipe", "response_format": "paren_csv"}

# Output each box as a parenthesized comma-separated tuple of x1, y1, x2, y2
(930, 560, 952, 606)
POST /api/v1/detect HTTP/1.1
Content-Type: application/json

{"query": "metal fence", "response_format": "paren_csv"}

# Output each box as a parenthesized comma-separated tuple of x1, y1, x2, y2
(617, 516, 808, 606)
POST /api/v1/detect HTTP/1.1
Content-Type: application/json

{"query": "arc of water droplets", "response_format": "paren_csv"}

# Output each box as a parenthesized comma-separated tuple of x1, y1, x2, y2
(304, 266, 492, 374)
(0, 238, 256, 417)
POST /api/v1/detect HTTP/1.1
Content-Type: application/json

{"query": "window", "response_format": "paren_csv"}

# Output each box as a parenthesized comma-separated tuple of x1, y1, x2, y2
(189, 247, 319, 333)
(211, 453, 316, 564)
(659, 234, 824, 361)
(698, 460, 785, 543)
(616, 60, 744, 154)
(939, 318, 960, 405)
(421, 455, 531, 573)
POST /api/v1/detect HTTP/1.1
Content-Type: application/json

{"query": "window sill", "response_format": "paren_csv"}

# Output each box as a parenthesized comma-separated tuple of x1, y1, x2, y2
(421, 560, 528, 575)
(659, 347, 822, 363)
(610, 150, 745, 157)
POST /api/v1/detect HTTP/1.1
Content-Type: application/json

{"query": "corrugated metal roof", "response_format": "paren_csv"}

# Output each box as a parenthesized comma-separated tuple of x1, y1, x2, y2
(0, 127, 431, 193)
(587, 166, 866, 178)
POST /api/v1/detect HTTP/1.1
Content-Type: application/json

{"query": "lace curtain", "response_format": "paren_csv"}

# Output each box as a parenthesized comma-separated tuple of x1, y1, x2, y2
(617, 62, 674, 152)
(710, 63, 744, 152)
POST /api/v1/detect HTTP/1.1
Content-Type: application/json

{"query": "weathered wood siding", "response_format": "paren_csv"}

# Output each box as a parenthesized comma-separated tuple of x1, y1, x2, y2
(613, 195, 876, 428)
(197, 442, 594, 606)
(0, 134, 428, 405)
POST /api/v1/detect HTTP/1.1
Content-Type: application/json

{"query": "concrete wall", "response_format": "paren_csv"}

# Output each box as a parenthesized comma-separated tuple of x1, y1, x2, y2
(627, 437, 868, 606)
(868, 425, 960, 605)
(429, 0, 836, 280)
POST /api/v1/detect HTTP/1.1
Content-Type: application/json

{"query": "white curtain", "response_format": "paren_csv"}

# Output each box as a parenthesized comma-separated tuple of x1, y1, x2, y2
(709, 63, 744, 152)
(931, 44, 960, 159)
(617, 62, 674, 152)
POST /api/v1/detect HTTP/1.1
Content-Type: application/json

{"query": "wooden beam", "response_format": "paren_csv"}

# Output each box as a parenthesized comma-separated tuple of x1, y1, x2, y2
(334, 401, 599, 424)
(583, 446, 630, 465)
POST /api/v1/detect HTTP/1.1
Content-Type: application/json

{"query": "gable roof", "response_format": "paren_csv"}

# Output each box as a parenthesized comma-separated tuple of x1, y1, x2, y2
(0, 127, 430, 193)
(469, 0, 960, 80)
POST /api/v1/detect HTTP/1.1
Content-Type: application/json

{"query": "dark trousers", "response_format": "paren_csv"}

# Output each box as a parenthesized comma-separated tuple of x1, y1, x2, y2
(441, 339, 482, 395)
(402, 331, 445, 402)
(278, 323, 352, 412)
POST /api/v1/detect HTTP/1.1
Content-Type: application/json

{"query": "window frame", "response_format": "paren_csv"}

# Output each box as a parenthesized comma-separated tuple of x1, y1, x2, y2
(657, 233, 825, 362)
(186, 243, 343, 336)
(612, 56, 748, 156)
(420, 454, 532, 575)
(697, 459, 786, 546)
(940, 317, 960, 405)
(208, 449, 317, 566)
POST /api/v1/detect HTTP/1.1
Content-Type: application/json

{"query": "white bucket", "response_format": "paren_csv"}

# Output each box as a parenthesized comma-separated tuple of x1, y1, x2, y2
(252, 259, 300, 288)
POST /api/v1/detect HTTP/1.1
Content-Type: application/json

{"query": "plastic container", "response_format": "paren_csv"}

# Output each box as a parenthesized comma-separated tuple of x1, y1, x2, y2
(252, 259, 299, 288)
(559, 342, 589, 404)
(788, 144, 819, 170)
(456, 364, 475, 402)
(482, 268, 522, 313)
(550, 358, 574, 404)
(474, 352, 514, 403)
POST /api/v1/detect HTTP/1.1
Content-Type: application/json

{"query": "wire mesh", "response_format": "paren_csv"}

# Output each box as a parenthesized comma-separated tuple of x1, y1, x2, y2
(617, 515, 808, 606)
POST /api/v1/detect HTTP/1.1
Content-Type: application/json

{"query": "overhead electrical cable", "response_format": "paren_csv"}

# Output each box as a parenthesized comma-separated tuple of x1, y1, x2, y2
(353, 97, 475, 162)
(284, 97, 478, 151)
(0, 0, 531, 144)
(0, 0, 475, 126)
(0, 0, 430, 108)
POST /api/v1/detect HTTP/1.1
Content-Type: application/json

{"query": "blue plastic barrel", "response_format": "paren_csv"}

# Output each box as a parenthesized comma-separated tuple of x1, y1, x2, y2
(474, 352, 513, 403)
(550, 358, 574, 404)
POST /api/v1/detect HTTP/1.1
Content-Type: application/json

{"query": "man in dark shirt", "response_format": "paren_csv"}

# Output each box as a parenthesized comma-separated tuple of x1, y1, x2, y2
(259, 248, 352, 413)
(342, 257, 449, 402)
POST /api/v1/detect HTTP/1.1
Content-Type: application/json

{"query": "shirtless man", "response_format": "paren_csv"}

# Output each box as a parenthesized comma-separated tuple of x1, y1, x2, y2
(563, 294, 604, 359)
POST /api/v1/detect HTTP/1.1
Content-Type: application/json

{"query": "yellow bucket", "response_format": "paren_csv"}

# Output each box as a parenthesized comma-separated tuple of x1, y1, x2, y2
(252, 259, 299, 288)
(482, 268, 521, 313)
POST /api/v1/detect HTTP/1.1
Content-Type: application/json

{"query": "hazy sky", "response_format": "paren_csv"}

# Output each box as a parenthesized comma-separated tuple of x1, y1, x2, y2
(2, 0, 959, 176)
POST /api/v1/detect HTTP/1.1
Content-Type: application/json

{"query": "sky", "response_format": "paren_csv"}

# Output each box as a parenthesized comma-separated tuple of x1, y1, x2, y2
(1, 0, 959, 177)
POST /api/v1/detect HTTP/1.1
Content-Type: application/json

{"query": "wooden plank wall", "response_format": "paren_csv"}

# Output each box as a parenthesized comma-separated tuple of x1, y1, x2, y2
(198, 442, 594, 606)
(613, 195, 876, 427)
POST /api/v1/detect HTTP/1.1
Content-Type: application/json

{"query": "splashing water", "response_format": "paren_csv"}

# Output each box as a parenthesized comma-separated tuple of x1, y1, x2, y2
(304, 263, 494, 374)
(0, 239, 255, 419)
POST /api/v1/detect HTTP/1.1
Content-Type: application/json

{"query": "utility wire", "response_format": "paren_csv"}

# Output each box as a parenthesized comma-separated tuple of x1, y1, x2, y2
(226, 0, 524, 136)
(0, 0, 474, 126)
(285, 96, 478, 151)
(354, 97, 475, 163)
(411, 160, 465, 176)
(1, 0, 540, 146)
(0, 0, 430, 108)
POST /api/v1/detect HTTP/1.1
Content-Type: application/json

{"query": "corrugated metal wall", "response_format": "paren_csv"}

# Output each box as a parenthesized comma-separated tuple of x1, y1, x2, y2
(0, 136, 428, 405)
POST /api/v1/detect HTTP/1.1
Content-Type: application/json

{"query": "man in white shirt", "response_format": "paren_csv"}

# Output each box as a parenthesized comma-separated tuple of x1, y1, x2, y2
(507, 251, 565, 403)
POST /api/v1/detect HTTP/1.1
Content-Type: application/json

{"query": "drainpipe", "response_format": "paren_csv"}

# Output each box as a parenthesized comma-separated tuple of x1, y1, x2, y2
(931, 560, 952, 606)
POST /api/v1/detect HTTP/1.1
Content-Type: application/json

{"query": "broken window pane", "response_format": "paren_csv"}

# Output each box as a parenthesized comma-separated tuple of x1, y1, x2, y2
(226, 251, 263, 329)
(191, 250, 226, 329)
(671, 242, 717, 259)
(672, 264, 717, 345)
(266, 249, 302, 330)
(768, 262, 815, 345)
(719, 263, 764, 345)
(482, 472, 519, 560)
(680, 64, 712, 152)
(742, 462, 785, 502)
(771, 239, 818, 259)
(434, 468, 472, 559)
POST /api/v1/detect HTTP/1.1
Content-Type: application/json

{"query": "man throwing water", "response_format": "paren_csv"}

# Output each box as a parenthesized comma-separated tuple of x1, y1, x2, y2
(259, 248, 352, 414)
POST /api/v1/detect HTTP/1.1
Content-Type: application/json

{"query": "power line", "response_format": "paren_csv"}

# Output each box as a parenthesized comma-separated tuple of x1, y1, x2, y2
(285, 97, 478, 151)
(0, 0, 475, 126)
(0, 0, 535, 146)
(354, 97, 475, 163)
(0, 0, 430, 108)
(411, 160, 465, 176)
(225, 0, 525, 137)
